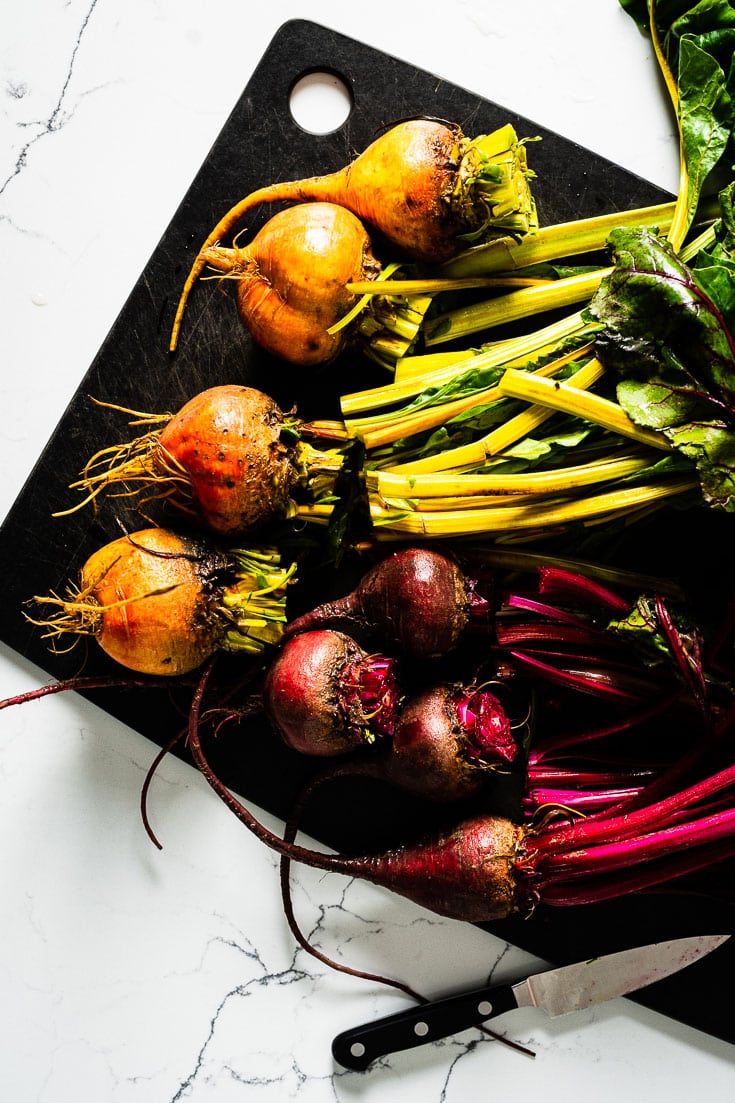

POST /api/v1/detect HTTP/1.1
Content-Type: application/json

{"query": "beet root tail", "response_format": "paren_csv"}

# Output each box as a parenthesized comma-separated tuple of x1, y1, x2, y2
(337, 815, 526, 923)
(283, 595, 359, 639)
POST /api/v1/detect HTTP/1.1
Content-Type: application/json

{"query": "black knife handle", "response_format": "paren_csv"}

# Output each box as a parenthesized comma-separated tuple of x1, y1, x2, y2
(331, 983, 518, 1071)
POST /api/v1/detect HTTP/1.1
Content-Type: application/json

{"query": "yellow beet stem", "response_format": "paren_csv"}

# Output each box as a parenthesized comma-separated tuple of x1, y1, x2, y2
(347, 342, 596, 450)
(399, 492, 543, 512)
(345, 275, 550, 295)
(424, 269, 610, 347)
(645, 1, 688, 253)
(497, 368, 672, 451)
(369, 478, 698, 537)
(370, 451, 653, 500)
(325, 259, 435, 368)
(440, 201, 676, 277)
(385, 404, 557, 476)
(393, 350, 486, 383)
(383, 358, 605, 476)
(220, 554, 296, 653)
(340, 311, 593, 415)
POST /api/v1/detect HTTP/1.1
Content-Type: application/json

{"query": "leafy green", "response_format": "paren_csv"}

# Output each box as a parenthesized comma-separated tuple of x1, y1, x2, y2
(617, 0, 653, 32)
(619, 1, 735, 241)
(607, 593, 704, 692)
(677, 33, 732, 228)
(591, 227, 735, 397)
(587, 223, 735, 508)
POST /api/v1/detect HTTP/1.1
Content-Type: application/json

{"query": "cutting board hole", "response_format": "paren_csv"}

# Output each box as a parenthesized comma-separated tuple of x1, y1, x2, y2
(289, 71, 352, 134)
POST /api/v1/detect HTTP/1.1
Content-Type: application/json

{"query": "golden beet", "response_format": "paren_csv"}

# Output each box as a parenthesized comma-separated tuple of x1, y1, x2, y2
(31, 528, 295, 676)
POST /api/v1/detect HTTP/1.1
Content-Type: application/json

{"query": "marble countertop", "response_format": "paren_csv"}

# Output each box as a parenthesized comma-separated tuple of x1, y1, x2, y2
(1, 2, 734, 1099)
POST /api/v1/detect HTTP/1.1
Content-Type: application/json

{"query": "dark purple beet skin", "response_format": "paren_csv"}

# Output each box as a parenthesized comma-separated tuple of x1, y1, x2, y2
(346, 814, 526, 922)
(384, 683, 519, 802)
(263, 629, 401, 757)
(283, 546, 492, 658)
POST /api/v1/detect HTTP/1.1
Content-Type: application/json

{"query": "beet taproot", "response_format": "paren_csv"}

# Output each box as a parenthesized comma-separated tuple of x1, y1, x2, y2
(263, 629, 400, 756)
(29, 527, 295, 676)
(60, 385, 345, 538)
(284, 545, 492, 658)
(170, 118, 537, 350)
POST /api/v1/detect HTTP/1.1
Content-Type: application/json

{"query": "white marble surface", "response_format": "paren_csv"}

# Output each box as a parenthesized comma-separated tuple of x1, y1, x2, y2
(1, 2, 734, 1099)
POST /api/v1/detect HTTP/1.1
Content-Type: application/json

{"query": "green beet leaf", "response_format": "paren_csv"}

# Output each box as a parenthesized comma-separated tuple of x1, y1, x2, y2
(666, 420, 735, 508)
(677, 34, 732, 232)
(619, 1, 735, 243)
(588, 225, 735, 510)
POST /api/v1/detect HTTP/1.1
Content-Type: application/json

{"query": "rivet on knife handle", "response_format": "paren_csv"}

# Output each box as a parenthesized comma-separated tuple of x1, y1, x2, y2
(331, 983, 518, 1071)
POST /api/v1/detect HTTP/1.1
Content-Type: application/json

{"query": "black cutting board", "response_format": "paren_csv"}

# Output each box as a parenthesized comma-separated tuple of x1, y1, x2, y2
(1, 20, 733, 1046)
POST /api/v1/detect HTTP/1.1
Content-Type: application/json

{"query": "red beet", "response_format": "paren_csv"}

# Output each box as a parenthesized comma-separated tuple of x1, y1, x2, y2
(343, 813, 524, 921)
(284, 546, 492, 659)
(189, 665, 735, 926)
(263, 629, 400, 756)
(265, 625, 520, 801)
(380, 681, 519, 802)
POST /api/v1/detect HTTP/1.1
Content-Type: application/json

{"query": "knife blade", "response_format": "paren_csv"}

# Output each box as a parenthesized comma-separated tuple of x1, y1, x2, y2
(332, 933, 730, 1070)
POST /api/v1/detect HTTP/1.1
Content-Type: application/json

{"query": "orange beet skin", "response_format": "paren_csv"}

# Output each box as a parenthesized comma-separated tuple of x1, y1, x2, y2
(157, 384, 299, 536)
(80, 528, 223, 676)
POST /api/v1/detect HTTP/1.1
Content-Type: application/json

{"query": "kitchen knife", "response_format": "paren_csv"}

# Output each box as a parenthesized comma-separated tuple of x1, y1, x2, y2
(332, 933, 730, 1070)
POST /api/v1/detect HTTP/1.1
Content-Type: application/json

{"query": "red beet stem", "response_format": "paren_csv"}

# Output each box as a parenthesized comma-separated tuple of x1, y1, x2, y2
(504, 594, 593, 626)
(494, 621, 618, 651)
(557, 699, 735, 824)
(507, 650, 660, 701)
(536, 566, 632, 614)
(537, 759, 735, 852)
(528, 765, 659, 787)
(528, 696, 676, 762)
(654, 592, 707, 710)
(539, 835, 735, 906)
(538, 806, 735, 881)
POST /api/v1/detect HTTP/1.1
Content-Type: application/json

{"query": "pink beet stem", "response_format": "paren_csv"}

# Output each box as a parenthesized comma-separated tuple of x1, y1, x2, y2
(538, 834, 735, 906)
(538, 758, 735, 852)
(507, 650, 656, 701)
(537, 805, 735, 882)
(536, 566, 632, 613)
(524, 786, 645, 814)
